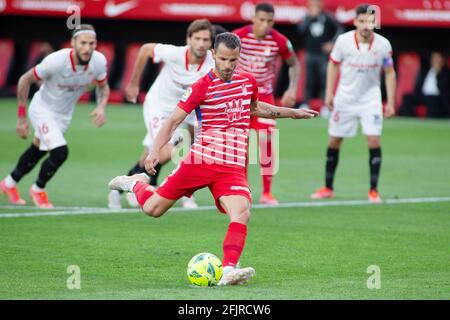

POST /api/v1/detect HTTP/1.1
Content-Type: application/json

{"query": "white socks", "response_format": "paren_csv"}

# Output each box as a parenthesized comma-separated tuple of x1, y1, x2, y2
(222, 266, 234, 276)
(31, 183, 45, 192)
(4, 175, 17, 188)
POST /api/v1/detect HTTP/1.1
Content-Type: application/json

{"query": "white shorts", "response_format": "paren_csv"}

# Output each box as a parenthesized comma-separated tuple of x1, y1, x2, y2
(328, 106, 383, 138)
(142, 98, 197, 150)
(29, 103, 71, 151)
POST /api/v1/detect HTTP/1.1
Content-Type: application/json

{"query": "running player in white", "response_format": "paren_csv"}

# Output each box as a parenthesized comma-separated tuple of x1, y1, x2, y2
(311, 4, 396, 203)
(108, 19, 215, 210)
(0, 24, 109, 208)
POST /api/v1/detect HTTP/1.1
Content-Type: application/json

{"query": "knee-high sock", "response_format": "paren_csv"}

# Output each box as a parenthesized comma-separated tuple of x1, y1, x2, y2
(36, 146, 68, 188)
(369, 148, 382, 190)
(325, 147, 339, 189)
(222, 222, 247, 268)
(132, 181, 154, 208)
(149, 163, 162, 187)
(127, 162, 145, 176)
(10, 144, 47, 182)
(259, 137, 273, 194)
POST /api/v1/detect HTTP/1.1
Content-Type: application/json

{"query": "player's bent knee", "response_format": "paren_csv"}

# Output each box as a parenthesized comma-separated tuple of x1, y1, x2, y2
(233, 209, 251, 224)
(367, 138, 381, 149)
(50, 145, 69, 166)
(329, 137, 343, 149)
(143, 203, 165, 218)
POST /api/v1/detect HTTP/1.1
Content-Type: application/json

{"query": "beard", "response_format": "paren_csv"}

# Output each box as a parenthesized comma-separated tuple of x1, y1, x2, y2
(218, 68, 233, 81)
(75, 50, 91, 65)
(359, 29, 372, 39)
(193, 50, 206, 60)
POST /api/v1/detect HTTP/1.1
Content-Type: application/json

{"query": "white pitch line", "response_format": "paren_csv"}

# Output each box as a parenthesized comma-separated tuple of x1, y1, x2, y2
(0, 196, 449, 219)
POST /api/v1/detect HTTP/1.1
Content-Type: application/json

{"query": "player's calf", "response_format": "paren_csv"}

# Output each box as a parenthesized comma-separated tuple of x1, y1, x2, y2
(141, 192, 176, 218)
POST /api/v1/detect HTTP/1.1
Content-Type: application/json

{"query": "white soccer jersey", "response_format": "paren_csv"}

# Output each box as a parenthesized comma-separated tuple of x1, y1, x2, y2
(32, 48, 107, 116)
(145, 44, 215, 112)
(329, 30, 393, 110)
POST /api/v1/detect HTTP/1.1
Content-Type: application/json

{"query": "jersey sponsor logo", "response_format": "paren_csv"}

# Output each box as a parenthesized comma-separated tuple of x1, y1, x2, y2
(57, 84, 86, 92)
(230, 185, 250, 193)
(181, 87, 193, 102)
(225, 99, 244, 122)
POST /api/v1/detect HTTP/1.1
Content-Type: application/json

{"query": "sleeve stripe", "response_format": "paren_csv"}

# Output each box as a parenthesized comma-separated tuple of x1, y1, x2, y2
(329, 55, 341, 65)
(97, 75, 107, 83)
(33, 67, 42, 80)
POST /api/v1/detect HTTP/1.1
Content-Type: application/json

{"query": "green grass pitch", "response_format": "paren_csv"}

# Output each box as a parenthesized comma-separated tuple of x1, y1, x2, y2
(0, 98, 449, 299)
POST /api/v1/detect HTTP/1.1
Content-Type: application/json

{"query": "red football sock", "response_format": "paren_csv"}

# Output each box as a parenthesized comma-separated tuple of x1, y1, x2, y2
(260, 138, 273, 194)
(262, 174, 272, 195)
(132, 181, 154, 208)
(222, 222, 247, 268)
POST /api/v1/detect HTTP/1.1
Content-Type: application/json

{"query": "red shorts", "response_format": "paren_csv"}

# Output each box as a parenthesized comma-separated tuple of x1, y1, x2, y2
(250, 94, 277, 131)
(156, 162, 252, 213)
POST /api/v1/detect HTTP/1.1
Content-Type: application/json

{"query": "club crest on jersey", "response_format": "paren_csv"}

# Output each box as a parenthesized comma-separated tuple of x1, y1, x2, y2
(225, 99, 244, 122)
(241, 84, 247, 95)
(181, 87, 192, 102)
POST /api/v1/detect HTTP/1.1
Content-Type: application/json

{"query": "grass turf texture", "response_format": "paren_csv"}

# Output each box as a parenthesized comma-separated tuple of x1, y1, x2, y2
(0, 98, 449, 299)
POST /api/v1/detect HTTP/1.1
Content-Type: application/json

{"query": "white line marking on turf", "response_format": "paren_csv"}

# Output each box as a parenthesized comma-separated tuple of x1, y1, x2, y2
(0, 196, 449, 219)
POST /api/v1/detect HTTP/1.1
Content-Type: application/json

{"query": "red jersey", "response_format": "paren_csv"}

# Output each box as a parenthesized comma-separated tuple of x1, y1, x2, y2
(177, 70, 258, 168)
(233, 25, 294, 96)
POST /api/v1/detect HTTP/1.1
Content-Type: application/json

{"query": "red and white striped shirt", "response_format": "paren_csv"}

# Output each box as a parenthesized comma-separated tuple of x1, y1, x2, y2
(177, 70, 258, 168)
(233, 25, 294, 96)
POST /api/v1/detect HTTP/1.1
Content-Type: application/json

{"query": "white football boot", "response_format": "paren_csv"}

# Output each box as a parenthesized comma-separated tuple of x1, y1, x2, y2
(218, 266, 255, 286)
(108, 190, 122, 210)
(108, 173, 150, 192)
(181, 196, 199, 209)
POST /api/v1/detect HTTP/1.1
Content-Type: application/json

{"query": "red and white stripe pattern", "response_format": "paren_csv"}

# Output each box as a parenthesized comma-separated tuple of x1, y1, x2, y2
(234, 25, 292, 96)
(178, 70, 258, 168)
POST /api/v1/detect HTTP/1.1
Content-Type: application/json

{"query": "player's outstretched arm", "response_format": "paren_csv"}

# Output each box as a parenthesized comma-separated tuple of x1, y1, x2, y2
(281, 54, 300, 108)
(90, 80, 110, 128)
(325, 60, 340, 111)
(125, 43, 158, 103)
(384, 65, 397, 118)
(145, 107, 188, 175)
(251, 101, 318, 119)
(16, 68, 40, 139)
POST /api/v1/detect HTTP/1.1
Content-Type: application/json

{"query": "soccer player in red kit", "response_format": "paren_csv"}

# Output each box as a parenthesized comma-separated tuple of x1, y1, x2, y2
(108, 33, 317, 286)
(233, 2, 299, 205)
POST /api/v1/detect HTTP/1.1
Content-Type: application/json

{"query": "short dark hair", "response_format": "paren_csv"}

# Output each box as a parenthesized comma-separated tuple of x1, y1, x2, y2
(355, 4, 376, 17)
(255, 2, 275, 14)
(187, 19, 214, 41)
(212, 24, 229, 47)
(71, 24, 95, 38)
(214, 32, 241, 51)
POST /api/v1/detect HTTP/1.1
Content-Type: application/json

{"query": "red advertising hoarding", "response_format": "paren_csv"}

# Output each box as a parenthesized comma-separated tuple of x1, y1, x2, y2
(1, 0, 449, 27)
